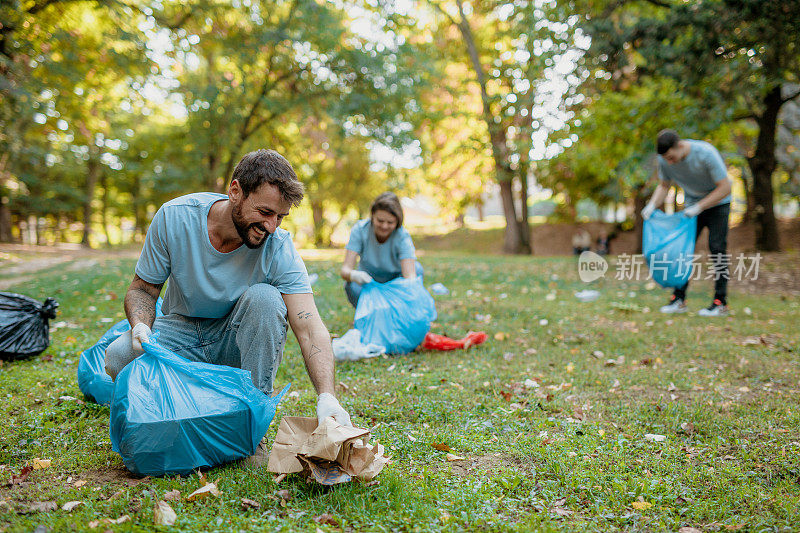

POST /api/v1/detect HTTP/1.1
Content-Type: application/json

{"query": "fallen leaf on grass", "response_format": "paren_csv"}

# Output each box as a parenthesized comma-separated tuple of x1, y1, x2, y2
(163, 489, 181, 501)
(73, 480, 87, 488)
(407, 434, 417, 442)
(240, 498, 260, 510)
(678, 528, 702, 533)
(552, 507, 573, 516)
(631, 501, 653, 510)
(29, 501, 57, 512)
(32, 458, 51, 470)
(552, 497, 567, 507)
(273, 473, 287, 483)
(276, 489, 291, 502)
(680, 422, 695, 435)
(446, 453, 465, 462)
(62, 501, 82, 512)
(88, 515, 131, 528)
(186, 475, 221, 501)
(494, 332, 507, 341)
(431, 443, 451, 452)
(9, 465, 32, 486)
(644, 434, 666, 442)
(314, 513, 339, 526)
(154, 500, 177, 526)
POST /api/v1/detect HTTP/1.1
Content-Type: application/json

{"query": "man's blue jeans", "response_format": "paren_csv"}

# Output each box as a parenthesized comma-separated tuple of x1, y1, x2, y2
(344, 261, 424, 308)
(105, 284, 288, 394)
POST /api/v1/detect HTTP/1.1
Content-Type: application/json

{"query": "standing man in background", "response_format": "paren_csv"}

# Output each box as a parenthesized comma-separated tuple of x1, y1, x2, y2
(641, 130, 733, 316)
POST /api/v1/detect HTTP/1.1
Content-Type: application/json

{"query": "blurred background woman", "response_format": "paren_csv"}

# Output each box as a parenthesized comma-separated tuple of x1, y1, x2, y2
(340, 192, 423, 307)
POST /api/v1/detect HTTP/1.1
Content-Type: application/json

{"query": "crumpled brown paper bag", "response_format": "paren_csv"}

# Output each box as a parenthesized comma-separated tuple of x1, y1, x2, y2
(267, 416, 390, 485)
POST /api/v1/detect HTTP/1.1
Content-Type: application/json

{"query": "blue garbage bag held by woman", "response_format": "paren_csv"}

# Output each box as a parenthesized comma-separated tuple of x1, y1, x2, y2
(354, 277, 436, 355)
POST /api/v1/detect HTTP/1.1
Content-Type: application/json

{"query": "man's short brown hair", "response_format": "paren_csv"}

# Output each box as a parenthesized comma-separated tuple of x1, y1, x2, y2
(232, 150, 305, 207)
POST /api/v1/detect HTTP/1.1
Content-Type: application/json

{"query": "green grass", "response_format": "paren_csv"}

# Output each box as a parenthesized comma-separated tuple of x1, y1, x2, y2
(1, 252, 799, 532)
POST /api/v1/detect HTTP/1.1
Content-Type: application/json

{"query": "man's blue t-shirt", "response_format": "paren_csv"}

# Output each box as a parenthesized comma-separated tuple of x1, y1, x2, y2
(345, 218, 416, 278)
(135, 192, 311, 319)
(657, 140, 731, 207)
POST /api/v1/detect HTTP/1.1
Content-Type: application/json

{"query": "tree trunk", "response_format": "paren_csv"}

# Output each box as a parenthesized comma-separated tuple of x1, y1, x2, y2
(498, 179, 526, 253)
(517, 164, 532, 251)
(0, 154, 13, 242)
(310, 200, 329, 247)
(81, 157, 101, 248)
(453, 0, 530, 254)
(747, 85, 782, 252)
(739, 163, 754, 223)
(101, 171, 112, 245)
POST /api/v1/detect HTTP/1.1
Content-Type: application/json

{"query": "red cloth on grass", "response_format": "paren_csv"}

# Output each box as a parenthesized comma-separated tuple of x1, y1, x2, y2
(421, 331, 488, 351)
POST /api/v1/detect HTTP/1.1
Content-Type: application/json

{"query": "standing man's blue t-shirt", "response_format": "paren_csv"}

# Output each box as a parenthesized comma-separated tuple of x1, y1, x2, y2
(345, 219, 416, 279)
(135, 192, 311, 319)
(657, 140, 731, 207)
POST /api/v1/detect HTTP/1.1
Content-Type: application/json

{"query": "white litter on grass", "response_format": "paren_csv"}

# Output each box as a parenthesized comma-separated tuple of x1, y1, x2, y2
(332, 329, 386, 361)
(744, 307, 752, 315)
(644, 434, 666, 442)
(429, 282, 449, 295)
(539, 319, 549, 326)
(523, 379, 540, 389)
(574, 290, 600, 302)
(545, 293, 556, 301)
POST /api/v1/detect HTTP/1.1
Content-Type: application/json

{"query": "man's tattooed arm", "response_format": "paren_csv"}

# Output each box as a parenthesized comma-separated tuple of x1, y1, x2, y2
(124, 274, 164, 327)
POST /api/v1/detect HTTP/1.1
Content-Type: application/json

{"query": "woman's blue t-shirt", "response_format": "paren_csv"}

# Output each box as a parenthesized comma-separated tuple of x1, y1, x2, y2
(345, 219, 416, 279)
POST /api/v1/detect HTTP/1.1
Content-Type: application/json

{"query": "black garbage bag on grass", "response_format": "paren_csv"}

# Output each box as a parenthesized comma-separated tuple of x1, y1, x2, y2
(0, 292, 58, 360)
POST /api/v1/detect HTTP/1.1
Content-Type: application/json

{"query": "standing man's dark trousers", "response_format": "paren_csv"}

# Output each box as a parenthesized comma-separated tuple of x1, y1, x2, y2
(673, 202, 730, 304)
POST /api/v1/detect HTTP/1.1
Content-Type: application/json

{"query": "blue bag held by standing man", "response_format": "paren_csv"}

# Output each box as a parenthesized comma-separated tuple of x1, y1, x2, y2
(354, 277, 436, 355)
(643, 210, 698, 288)
(77, 298, 163, 406)
(110, 337, 287, 476)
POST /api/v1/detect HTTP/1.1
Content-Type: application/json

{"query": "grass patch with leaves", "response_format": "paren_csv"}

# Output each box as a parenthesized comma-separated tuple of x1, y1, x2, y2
(0, 252, 798, 532)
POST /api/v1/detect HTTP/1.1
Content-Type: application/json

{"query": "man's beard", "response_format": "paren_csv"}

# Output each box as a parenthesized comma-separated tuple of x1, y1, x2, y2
(232, 203, 269, 249)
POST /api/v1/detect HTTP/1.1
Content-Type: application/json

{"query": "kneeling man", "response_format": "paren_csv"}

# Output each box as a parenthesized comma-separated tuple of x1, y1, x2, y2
(105, 149, 351, 459)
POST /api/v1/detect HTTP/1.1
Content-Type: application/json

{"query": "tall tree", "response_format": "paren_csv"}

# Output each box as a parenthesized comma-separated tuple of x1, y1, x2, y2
(423, 0, 576, 253)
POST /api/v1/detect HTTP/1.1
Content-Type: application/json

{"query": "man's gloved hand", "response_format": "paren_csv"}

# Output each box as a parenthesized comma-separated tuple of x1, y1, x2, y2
(683, 203, 702, 218)
(641, 202, 656, 221)
(316, 392, 352, 427)
(131, 323, 152, 355)
(349, 270, 373, 285)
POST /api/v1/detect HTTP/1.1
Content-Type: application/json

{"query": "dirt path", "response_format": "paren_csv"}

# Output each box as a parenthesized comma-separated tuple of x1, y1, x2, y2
(0, 244, 140, 290)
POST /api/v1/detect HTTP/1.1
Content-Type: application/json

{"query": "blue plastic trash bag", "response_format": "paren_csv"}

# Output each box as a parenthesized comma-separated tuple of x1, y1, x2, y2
(643, 210, 698, 288)
(110, 337, 287, 476)
(354, 277, 437, 355)
(77, 298, 164, 406)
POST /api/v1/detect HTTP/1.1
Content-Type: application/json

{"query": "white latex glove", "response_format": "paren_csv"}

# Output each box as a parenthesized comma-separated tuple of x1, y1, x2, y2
(349, 270, 373, 285)
(131, 323, 152, 355)
(641, 202, 656, 221)
(316, 392, 352, 427)
(683, 203, 702, 217)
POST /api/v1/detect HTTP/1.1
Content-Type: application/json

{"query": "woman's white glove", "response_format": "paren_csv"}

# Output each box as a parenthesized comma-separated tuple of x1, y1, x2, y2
(316, 392, 352, 427)
(349, 270, 373, 285)
(131, 323, 152, 355)
(683, 203, 702, 217)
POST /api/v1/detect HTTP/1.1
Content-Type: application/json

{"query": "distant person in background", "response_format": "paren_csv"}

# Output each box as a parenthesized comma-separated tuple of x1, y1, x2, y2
(340, 192, 423, 307)
(572, 228, 591, 255)
(596, 228, 611, 256)
(641, 129, 732, 317)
